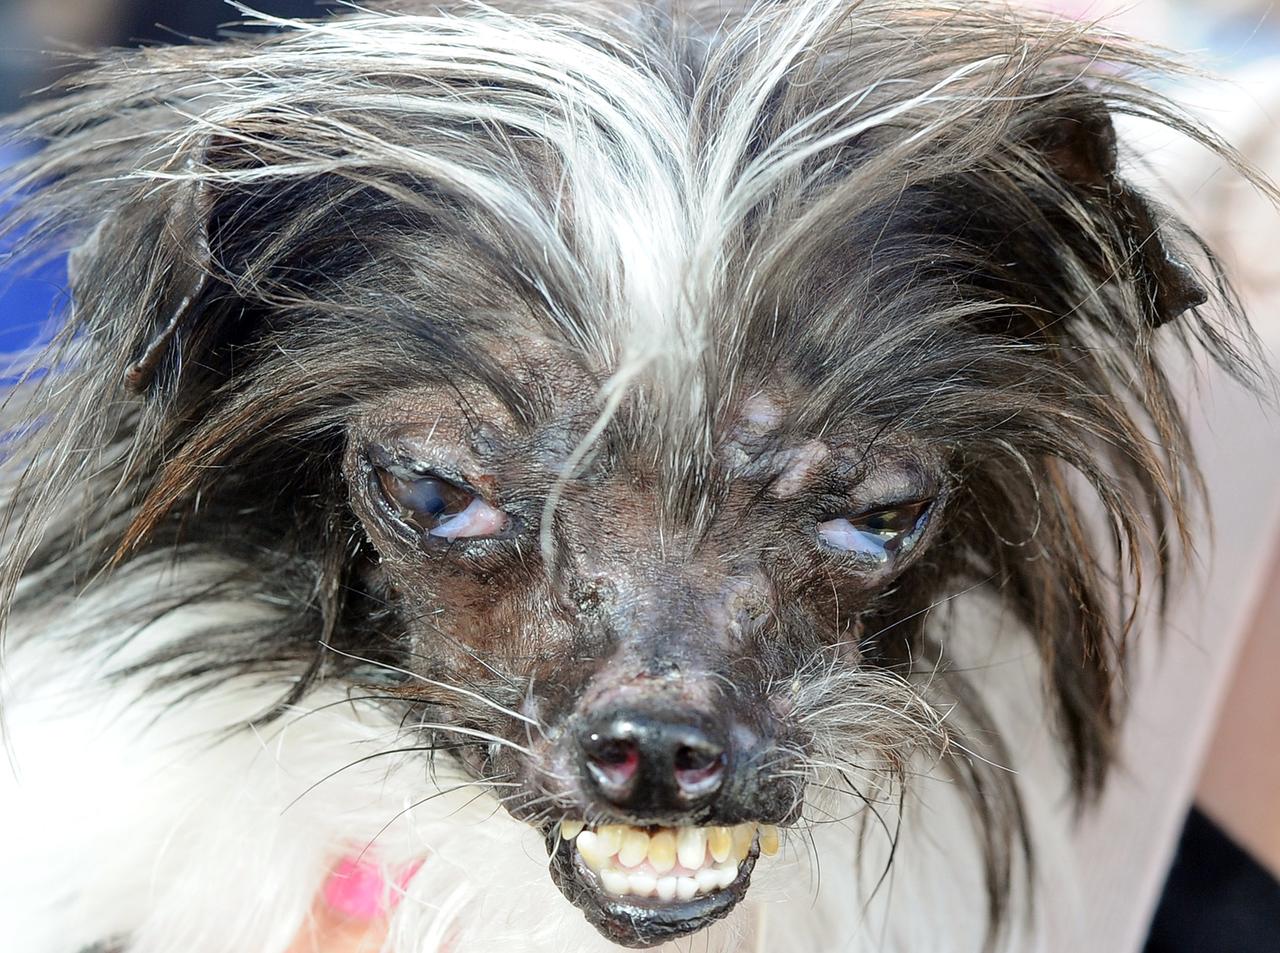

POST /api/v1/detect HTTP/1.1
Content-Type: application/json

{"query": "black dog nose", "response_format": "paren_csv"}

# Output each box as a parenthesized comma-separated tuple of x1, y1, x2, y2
(579, 709, 728, 811)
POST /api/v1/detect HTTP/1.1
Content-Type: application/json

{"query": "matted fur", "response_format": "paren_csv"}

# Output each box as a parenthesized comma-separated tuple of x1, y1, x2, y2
(0, 2, 1268, 951)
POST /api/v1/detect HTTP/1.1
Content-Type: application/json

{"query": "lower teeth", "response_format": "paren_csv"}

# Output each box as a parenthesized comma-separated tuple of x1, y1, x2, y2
(561, 820, 779, 900)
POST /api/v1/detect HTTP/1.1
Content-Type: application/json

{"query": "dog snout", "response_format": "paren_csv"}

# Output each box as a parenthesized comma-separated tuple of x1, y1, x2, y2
(578, 707, 729, 813)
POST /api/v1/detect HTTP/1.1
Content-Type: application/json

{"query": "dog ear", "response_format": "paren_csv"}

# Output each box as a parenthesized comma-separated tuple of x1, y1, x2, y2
(123, 186, 213, 395)
(1020, 95, 1208, 327)
(67, 121, 316, 399)
(64, 147, 219, 397)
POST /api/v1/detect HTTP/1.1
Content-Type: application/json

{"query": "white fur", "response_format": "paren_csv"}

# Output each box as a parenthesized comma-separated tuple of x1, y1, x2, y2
(0, 563, 1070, 953)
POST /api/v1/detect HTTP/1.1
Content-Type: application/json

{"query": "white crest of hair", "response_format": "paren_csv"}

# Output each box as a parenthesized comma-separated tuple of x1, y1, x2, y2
(135, 5, 673, 371)
(50, 0, 1094, 542)
(190, 1, 1037, 451)
(0, 559, 1072, 953)
(189, 0, 703, 547)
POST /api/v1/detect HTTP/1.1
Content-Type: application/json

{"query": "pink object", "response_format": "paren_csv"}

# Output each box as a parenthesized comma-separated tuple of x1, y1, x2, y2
(322, 856, 423, 921)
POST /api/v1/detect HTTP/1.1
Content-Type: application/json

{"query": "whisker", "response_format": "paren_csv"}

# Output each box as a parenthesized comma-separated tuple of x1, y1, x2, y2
(320, 641, 537, 726)
(282, 743, 457, 814)
(354, 775, 514, 864)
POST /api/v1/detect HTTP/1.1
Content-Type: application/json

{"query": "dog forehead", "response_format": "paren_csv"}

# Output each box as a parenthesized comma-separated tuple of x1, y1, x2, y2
(358, 360, 836, 484)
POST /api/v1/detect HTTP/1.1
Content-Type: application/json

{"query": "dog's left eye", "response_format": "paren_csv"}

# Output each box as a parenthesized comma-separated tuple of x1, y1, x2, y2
(375, 469, 510, 541)
(817, 500, 932, 561)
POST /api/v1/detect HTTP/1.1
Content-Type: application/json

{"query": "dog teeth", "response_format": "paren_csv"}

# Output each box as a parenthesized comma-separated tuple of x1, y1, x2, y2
(648, 830, 676, 872)
(759, 824, 780, 857)
(619, 827, 650, 867)
(576, 829, 608, 869)
(629, 872, 657, 897)
(596, 824, 625, 854)
(569, 821, 780, 902)
(675, 826, 706, 868)
(707, 826, 732, 863)
(694, 867, 721, 892)
(601, 869, 629, 896)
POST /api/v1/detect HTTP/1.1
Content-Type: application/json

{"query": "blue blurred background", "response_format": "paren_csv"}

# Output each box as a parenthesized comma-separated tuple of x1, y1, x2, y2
(0, 1, 340, 362)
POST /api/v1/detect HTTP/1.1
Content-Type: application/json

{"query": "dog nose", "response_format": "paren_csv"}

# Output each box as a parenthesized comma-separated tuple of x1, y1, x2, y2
(579, 709, 728, 811)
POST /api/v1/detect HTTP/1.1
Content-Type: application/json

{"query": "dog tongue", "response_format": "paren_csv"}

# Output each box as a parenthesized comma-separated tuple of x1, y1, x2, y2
(322, 857, 423, 920)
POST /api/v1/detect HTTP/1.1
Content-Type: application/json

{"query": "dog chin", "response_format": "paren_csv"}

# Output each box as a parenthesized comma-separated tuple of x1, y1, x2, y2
(543, 821, 769, 947)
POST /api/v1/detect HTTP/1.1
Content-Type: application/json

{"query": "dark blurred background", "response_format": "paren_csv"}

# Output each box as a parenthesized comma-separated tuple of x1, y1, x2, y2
(0, 0, 340, 113)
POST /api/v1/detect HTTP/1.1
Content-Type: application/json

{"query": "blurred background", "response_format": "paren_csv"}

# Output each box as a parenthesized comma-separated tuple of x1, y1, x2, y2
(0, 2, 1277, 952)
(0, 0, 335, 114)
(0, 0, 1278, 110)
(0, 1, 344, 355)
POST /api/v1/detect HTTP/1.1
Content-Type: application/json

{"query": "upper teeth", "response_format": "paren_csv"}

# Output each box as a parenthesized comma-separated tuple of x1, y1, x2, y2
(561, 820, 780, 901)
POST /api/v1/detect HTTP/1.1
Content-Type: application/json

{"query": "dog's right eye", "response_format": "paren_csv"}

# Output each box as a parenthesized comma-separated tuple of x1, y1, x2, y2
(817, 499, 932, 562)
(374, 469, 509, 541)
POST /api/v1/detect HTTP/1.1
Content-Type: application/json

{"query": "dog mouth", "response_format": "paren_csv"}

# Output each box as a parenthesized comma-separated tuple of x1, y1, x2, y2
(545, 819, 779, 947)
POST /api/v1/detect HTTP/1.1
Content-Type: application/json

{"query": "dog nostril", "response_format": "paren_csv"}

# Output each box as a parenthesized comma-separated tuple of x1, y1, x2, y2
(673, 743, 719, 774)
(583, 733, 641, 794)
(673, 742, 726, 797)
(578, 712, 729, 810)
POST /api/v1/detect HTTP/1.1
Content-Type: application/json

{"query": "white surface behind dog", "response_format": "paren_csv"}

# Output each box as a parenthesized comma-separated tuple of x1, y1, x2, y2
(1066, 65, 1280, 953)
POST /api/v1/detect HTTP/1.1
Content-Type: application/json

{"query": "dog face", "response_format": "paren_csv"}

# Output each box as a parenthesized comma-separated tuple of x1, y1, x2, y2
(1, 0, 1254, 948)
(343, 359, 950, 939)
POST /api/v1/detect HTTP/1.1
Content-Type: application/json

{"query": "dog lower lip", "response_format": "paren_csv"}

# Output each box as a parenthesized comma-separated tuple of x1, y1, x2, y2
(544, 820, 773, 947)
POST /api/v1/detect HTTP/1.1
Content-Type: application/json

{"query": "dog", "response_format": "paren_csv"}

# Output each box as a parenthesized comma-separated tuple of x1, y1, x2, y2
(0, 1, 1267, 951)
